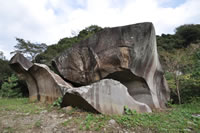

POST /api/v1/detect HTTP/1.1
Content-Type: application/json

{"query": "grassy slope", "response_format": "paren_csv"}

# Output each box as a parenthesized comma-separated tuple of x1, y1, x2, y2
(0, 98, 200, 133)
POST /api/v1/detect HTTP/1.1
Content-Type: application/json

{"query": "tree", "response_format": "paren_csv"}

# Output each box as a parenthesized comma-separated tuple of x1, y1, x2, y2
(160, 48, 193, 104)
(77, 25, 102, 40)
(160, 44, 200, 104)
(11, 38, 47, 61)
(0, 51, 5, 60)
(0, 74, 22, 98)
(157, 34, 185, 51)
(175, 24, 200, 47)
(0, 59, 13, 87)
(35, 25, 103, 65)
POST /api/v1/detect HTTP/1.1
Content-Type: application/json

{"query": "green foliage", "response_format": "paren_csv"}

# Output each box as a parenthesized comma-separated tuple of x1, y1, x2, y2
(157, 34, 184, 51)
(175, 24, 200, 46)
(77, 25, 103, 40)
(0, 74, 22, 98)
(53, 97, 63, 107)
(79, 114, 108, 131)
(165, 72, 176, 89)
(157, 24, 200, 51)
(179, 60, 200, 103)
(1, 127, 15, 133)
(35, 25, 103, 65)
(0, 51, 5, 60)
(0, 53, 28, 98)
(0, 59, 13, 87)
(11, 38, 47, 61)
(124, 106, 137, 115)
(161, 44, 200, 103)
(115, 101, 200, 132)
(82, 114, 94, 130)
(156, 29, 200, 103)
(34, 120, 41, 128)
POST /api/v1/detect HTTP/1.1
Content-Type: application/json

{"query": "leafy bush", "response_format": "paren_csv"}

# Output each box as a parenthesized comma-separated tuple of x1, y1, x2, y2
(180, 48, 200, 103)
(175, 24, 200, 47)
(0, 74, 22, 98)
(53, 97, 63, 107)
(0, 59, 13, 87)
(124, 106, 137, 115)
(157, 34, 184, 51)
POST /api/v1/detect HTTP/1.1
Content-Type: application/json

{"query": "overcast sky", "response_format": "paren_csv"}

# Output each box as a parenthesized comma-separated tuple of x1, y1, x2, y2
(0, 0, 200, 59)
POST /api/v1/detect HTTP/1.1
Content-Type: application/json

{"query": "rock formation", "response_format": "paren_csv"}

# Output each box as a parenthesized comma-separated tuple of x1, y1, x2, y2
(10, 53, 37, 101)
(62, 79, 152, 115)
(10, 53, 72, 103)
(10, 22, 170, 114)
(53, 22, 170, 109)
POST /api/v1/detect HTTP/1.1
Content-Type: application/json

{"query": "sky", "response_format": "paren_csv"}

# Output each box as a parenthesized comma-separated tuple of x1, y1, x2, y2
(0, 0, 200, 59)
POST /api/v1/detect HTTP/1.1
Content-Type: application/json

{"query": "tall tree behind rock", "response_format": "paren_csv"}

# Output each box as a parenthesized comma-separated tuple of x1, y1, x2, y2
(0, 51, 5, 60)
(10, 38, 47, 61)
(175, 24, 200, 47)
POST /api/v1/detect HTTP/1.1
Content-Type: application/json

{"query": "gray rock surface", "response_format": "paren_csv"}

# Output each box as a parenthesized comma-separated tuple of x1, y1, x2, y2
(62, 79, 152, 114)
(53, 22, 170, 109)
(10, 53, 72, 103)
(10, 53, 38, 101)
(28, 63, 72, 103)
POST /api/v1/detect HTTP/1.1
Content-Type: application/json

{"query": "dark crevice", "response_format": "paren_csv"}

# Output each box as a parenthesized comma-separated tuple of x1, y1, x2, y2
(104, 69, 155, 108)
(61, 93, 100, 114)
(62, 78, 83, 87)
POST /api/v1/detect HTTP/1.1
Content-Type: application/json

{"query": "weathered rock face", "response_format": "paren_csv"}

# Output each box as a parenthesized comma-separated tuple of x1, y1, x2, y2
(10, 53, 37, 101)
(53, 22, 170, 109)
(28, 63, 72, 103)
(62, 79, 152, 115)
(10, 53, 72, 103)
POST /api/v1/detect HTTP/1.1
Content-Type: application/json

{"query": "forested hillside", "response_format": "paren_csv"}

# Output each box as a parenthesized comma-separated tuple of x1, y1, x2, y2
(0, 24, 200, 104)
(157, 24, 200, 104)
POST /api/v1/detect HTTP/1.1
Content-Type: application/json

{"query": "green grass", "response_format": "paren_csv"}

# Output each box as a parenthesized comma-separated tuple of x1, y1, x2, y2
(0, 98, 200, 132)
(114, 102, 200, 132)
(1, 126, 15, 133)
(34, 120, 42, 128)
(62, 100, 200, 132)
(0, 98, 46, 114)
(79, 114, 109, 131)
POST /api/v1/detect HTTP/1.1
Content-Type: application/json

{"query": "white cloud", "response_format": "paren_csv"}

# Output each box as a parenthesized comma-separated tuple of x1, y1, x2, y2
(0, 0, 199, 59)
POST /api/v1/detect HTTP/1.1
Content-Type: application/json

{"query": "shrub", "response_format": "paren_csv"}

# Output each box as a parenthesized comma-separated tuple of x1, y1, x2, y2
(0, 74, 22, 98)
(53, 97, 63, 107)
(175, 24, 200, 47)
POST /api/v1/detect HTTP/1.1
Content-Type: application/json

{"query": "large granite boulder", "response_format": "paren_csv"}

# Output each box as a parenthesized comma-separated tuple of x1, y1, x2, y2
(62, 79, 152, 115)
(10, 53, 72, 103)
(53, 22, 170, 109)
(9, 53, 151, 114)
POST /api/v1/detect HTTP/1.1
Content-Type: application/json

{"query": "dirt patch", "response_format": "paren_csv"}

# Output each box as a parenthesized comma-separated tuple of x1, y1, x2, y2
(0, 105, 140, 133)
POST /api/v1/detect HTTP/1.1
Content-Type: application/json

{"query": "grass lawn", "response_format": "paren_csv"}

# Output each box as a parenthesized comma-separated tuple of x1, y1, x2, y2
(0, 98, 200, 132)
(0, 98, 46, 114)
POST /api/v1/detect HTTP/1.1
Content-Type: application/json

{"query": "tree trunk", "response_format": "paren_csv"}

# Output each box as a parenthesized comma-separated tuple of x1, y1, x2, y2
(175, 75, 181, 104)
